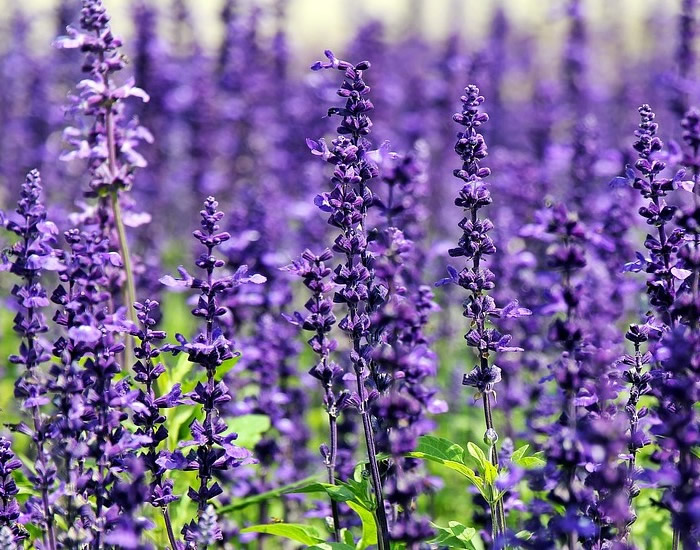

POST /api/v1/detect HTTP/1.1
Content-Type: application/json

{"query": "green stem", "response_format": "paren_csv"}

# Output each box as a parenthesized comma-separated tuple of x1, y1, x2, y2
(110, 190, 137, 368)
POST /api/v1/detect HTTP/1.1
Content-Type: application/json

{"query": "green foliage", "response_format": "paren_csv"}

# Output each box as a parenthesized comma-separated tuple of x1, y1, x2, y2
(511, 444, 545, 469)
(226, 413, 271, 448)
(430, 521, 479, 549)
(285, 476, 375, 511)
(407, 436, 486, 498)
(217, 476, 318, 514)
(241, 523, 326, 546)
(346, 501, 378, 549)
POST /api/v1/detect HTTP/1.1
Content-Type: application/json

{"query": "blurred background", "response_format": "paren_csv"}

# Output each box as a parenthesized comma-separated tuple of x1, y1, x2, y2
(0, 0, 684, 68)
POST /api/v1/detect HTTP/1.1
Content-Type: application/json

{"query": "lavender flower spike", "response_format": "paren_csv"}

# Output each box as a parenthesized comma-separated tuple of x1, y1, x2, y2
(283, 249, 345, 540)
(160, 196, 263, 544)
(54, 0, 153, 363)
(1, 170, 61, 550)
(444, 85, 530, 540)
(131, 299, 182, 550)
(0, 438, 24, 545)
(309, 50, 391, 550)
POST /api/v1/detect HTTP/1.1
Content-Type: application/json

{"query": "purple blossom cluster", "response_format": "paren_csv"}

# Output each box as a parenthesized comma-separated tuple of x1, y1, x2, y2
(0, 1, 698, 549)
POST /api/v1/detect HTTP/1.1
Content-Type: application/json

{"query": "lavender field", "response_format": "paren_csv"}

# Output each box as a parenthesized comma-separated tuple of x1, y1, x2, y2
(0, 0, 698, 549)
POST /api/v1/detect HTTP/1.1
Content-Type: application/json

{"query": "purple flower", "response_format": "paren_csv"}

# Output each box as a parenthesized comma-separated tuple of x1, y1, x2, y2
(161, 197, 260, 533)
(309, 50, 391, 548)
(0, 438, 24, 544)
(446, 84, 528, 541)
(1, 170, 60, 550)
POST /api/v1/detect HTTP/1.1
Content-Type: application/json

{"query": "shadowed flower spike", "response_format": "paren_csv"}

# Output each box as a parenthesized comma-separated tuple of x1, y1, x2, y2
(1, 170, 61, 550)
(446, 84, 528, 541)
(283, 248, 345, 540)
(0, 438, 24, 544)
(161, 196, 262, 540)
(130, 299, 182, 548)
(309, 49, 391, 549)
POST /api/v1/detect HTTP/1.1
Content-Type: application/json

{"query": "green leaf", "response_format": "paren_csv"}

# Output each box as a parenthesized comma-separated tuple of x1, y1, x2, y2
(511, 444, 529, 463)
(217, 476, 319, 514)
(307, 544, 356, 550)
(415, 436, 465, 462)
(284, 481, 357, 503)
(511, 445, 546, 469)
(341, 528, 355, 547)
(13, 470, 38, 497)
(516, 455, 546, 468)
(466, 442, 488, 470)
(516, 530, 533, 540)
(216, 355, 241, 378)
(226, 414, 271, 448)
(430, 521, 478, 549)
(341, 476, 375, 510)
(166, 404, 198, 450)
(240, 523, 324, 546)
(482, 461, 498, 485)
(285, 476, 375, 511)
(347, 501, 378, 550)
(406, 450, 488, 500)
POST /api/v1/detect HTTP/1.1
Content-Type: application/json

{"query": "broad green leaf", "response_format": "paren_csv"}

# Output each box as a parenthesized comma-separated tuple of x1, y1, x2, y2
(216, 355, 241, 378)
(307, 544, 356, 550)
(217, 476, 318, 514)
(347, 501, 378, 550)
(284, 481, 356, 503)
(482, 461, 498, 485)
(406, 451, 484, 495)
(341, 476, 375, 510)
(516, 530, 533, 540)
(430, 521, 478, 549)
(166, 404, 198, 449)
(341, 529, 354, 547)
(516, 455, 546, 468)
(13, 470, 38, 496)
(226, 414, 271, 448)
(241, 523, 324, 546)
(415, 436, 465, 462)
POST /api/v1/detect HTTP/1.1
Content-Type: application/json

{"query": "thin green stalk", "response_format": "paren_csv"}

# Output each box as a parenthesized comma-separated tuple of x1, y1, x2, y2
(109, 189, 137, 368)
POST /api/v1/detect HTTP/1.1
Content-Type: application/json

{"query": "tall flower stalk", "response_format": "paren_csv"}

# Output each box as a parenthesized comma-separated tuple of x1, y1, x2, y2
(308, 50, 391, 550)
(161, 196, 263, 545)
(440, 86, 530, 543)
(54, 0, 153, 366)
(283, 249, 346, 541)
(1, 170, 60, 550)
(131, 299, 182, 550)
(628, 105, 683, 327)
(626, 105, 690, 549)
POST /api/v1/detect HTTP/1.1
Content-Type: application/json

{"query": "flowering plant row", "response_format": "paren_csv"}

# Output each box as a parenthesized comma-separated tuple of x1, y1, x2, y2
(0, 1, 698, 549)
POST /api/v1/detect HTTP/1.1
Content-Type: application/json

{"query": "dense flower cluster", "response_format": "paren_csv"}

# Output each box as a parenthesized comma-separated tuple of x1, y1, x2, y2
(0, 2, 699, 549)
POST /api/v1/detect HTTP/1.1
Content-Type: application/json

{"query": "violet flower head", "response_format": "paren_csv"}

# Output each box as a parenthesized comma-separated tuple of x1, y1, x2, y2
(444, 86, 529, 399)
(627, 104, 685, 324)
(1, 170, 61, 549)
(161, 196, 262, 537)
(0, 438, 24, 544)
(54, 0, 152, 196)
(442, 85, 530, 540)
(130, 300, 182, 515)
(309, 49, 392, 549)
(283, 248, 346, 539)
(104, 458, 155, 550)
